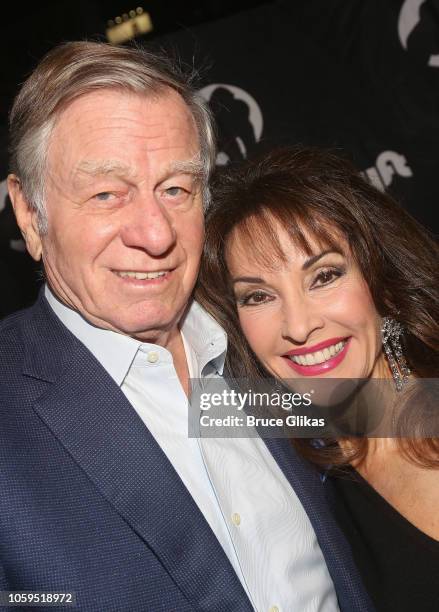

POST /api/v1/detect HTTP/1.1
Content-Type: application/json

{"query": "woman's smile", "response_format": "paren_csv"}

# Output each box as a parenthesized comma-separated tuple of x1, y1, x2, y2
(282, 337, 351, 376)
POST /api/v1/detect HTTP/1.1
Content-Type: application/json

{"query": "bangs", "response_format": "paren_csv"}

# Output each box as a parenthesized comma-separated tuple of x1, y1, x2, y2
(227, 203, 346, 270)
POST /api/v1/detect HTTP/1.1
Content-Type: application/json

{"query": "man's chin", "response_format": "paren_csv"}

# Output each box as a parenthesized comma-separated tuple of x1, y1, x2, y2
(108, 312, 179, 342)
(82, 298, 188, 341)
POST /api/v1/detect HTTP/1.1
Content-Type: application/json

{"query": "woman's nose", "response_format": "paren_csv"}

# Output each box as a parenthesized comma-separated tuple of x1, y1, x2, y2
(280, 295, 324, 345)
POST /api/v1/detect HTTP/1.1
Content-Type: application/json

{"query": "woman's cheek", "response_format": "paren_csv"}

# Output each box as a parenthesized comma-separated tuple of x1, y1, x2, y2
(238, 309, 276, 357)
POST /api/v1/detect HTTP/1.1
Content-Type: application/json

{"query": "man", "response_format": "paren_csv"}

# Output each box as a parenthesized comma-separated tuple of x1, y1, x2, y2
(1, 42, 372, 611)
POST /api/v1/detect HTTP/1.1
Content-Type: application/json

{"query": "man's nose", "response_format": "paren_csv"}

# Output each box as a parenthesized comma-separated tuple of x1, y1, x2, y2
(280, 294, 324, 345)
(120, 195, 176, 257)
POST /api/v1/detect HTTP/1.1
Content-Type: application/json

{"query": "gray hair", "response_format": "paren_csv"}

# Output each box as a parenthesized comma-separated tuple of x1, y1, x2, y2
(9, 41, 216, 234)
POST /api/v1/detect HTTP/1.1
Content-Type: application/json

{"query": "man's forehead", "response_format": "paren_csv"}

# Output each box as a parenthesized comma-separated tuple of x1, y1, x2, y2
(49, 88, 198, 149)
(47, 89, 203, 182)
(59, 86, 176, 109)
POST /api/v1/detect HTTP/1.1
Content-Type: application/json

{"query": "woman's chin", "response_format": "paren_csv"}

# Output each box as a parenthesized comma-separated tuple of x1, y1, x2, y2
(270, 360, 369, 411)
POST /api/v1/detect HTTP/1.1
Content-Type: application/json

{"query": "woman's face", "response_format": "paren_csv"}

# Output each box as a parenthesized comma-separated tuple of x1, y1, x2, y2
(226, 222, 389, 382)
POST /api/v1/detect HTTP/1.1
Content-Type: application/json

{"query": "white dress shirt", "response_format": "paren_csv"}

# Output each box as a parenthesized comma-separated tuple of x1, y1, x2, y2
(46, 286, 339, 612)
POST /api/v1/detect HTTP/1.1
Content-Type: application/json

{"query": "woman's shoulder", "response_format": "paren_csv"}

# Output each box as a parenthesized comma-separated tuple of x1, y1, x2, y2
(332, 451, 439, 545)
(330, 460, 439, 611)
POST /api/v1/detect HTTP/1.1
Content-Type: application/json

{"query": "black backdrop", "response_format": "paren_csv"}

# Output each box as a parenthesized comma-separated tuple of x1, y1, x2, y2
(1, 0, 438, 318)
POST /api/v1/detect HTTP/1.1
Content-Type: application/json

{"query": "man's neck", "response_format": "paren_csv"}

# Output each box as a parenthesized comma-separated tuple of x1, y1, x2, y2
(164, 328, 190, 396)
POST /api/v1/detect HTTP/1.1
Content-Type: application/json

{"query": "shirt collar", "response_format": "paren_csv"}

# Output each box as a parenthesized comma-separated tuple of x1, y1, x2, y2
(180, 300, 227, 375)
(44, 285, 227, 385)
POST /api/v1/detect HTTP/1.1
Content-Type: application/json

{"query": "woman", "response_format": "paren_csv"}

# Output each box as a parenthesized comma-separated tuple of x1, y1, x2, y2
(197, 146, 439, 612)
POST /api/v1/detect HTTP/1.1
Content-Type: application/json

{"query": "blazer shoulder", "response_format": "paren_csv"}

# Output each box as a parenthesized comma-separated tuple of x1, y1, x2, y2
(0, 292, 57, 349)
(0, 299, 49, 375)
(0, 306, 30, 350)
(0, 309, 32, 409)
(0, 299, 61, 410)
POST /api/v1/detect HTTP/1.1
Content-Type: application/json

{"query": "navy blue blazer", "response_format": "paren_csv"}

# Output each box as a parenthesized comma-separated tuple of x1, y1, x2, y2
(0, 293, 374, 611)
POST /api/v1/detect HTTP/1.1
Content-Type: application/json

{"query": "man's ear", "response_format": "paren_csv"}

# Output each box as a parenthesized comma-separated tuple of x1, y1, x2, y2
(7, 174, 43, 261)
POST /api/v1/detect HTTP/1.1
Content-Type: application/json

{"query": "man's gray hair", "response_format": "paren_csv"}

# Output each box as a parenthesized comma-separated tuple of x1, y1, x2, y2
(9, 41, 216, 233)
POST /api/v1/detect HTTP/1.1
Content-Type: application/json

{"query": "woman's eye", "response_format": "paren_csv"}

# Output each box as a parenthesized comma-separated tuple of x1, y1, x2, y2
(312, 267, 344, 288)
(237, 291, 273, 306)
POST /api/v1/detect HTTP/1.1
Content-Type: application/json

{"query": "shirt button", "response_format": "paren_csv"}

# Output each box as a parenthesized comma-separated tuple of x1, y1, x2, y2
(231, 512, 241, 526)
(147, 351, 159, 364)
(269, 607, 279, 612)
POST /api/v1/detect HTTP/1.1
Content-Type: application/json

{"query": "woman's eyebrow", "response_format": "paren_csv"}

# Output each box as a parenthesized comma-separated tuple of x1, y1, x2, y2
(232, 250, 344, 282)
(232, 276, 265, 285)
(302, 249, 343, 270)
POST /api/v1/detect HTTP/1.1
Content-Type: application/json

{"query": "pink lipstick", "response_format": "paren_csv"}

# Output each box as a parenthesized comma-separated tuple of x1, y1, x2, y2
(282, 337, 351, 376)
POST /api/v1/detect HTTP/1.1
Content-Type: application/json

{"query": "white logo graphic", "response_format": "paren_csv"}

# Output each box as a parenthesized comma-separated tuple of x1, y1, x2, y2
(199, 83, 263, 165)
(0, 178, 26, 252)
(398, 0, 439, 67)
(0, 179, 7, 213)
(363, 151, 413, 191)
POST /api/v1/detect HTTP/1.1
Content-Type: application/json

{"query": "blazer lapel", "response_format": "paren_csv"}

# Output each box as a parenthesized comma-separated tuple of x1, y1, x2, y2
(263, 437, 374, 612)
(23, 295, 253, 612)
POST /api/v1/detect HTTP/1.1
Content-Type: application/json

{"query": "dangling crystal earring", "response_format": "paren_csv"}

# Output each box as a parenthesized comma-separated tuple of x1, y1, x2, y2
(381, 316, 411, 391)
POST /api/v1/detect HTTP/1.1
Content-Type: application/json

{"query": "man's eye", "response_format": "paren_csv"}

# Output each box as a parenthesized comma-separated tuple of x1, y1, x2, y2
(165, 186, 186, 197)
(237, 291, 273, 306)
(94, 192, 114, 201)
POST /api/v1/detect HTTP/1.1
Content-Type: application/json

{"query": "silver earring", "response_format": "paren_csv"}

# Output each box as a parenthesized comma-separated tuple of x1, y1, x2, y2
(381, 316, 411, 391)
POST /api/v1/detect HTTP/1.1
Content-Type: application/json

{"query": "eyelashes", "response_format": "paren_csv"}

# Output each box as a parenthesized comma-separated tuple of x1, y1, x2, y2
(237, 290, 273, 307)
(311, 265, 345, 288)
(94, 192, 117, 201)
(235, 265, 346, 307)
(164, 186, 189, 197)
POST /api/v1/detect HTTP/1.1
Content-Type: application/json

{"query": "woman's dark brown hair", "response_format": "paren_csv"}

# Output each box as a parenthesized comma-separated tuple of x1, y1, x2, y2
(196, 146, 439, 468)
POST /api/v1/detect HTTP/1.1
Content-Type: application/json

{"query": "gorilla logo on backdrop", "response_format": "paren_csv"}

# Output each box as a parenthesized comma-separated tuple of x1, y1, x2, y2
(199, 84, 263, 165)
(398, 0, 439, 67)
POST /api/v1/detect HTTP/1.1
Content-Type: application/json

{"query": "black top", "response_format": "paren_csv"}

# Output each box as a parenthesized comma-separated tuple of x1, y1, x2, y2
(331, 468, 439, 612)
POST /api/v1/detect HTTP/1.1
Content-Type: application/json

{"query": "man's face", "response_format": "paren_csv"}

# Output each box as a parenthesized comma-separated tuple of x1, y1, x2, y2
(39, 89, 204, 341)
